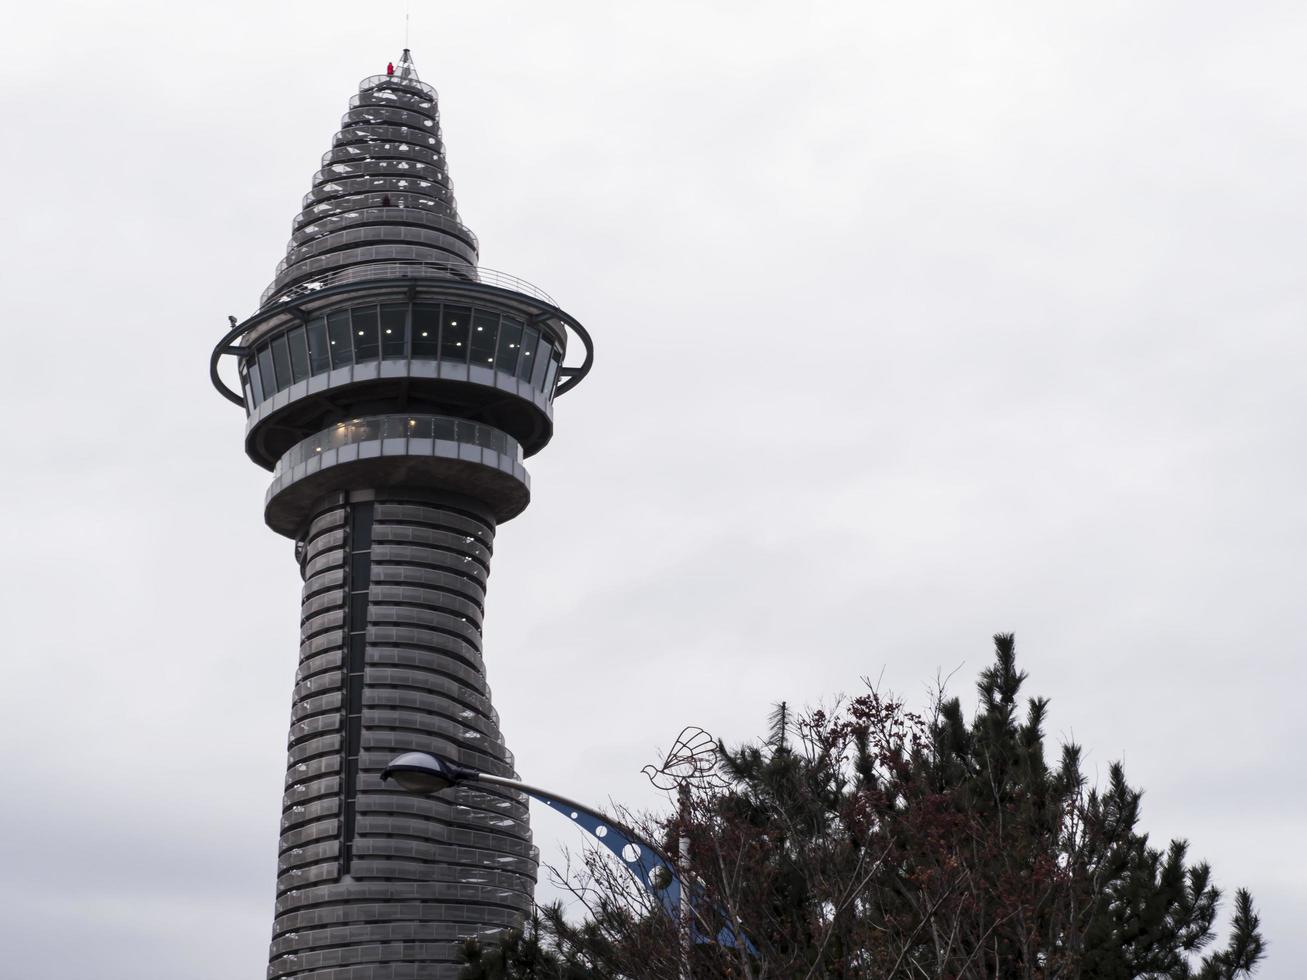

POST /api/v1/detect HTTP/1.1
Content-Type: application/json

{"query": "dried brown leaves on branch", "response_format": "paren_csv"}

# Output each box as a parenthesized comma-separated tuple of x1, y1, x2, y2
(460, 635, 1265, 980)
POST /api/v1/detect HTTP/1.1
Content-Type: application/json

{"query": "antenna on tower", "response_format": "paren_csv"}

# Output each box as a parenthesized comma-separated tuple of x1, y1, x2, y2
(405, 0, 411, 48)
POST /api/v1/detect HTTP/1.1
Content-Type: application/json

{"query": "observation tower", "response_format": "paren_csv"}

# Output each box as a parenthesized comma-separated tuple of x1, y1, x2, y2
(210, 51, 593, 979)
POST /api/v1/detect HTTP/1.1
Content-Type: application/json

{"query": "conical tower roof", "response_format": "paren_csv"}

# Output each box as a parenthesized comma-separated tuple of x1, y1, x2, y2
(261, 50, 480, 307)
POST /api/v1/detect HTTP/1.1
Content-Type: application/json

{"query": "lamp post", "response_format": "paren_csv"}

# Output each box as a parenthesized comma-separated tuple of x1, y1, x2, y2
(380, 751, 751, 961)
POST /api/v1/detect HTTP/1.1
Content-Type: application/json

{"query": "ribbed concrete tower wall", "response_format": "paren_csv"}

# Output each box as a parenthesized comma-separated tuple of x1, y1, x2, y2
(269, 493, 536, 980)
(211, 50, 593, 980)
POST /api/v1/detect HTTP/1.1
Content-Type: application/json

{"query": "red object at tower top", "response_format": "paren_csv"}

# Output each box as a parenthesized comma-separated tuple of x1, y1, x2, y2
(386, 62, 395, 76)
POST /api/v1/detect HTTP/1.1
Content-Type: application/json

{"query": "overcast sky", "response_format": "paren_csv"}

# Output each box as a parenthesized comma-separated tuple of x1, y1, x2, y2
(0, 1, 1303, 977)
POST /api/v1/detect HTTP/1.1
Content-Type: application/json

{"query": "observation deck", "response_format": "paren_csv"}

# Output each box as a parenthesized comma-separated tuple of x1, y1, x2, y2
(211, 55, 592, 521)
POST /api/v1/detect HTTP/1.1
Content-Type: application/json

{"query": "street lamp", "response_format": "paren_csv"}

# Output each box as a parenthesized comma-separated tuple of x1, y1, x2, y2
(380, 751, 752, 955)
(381, 751, 478, 795)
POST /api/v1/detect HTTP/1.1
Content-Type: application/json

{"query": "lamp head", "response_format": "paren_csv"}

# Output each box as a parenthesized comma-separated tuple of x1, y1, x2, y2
(381, 751, 478, 795)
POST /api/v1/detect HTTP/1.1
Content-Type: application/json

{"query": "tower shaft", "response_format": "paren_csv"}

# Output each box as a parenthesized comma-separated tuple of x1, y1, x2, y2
(271, 493, 534, 980)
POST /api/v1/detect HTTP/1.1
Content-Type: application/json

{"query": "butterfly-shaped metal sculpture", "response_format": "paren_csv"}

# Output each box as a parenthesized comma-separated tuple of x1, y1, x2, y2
(642, 725, 732, 792)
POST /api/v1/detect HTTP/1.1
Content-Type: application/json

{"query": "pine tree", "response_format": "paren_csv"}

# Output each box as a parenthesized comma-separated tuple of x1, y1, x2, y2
(461, 635, 1266, 979)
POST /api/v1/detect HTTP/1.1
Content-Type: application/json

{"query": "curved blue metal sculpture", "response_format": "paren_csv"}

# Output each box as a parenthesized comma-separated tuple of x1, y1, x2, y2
(382, 751, 755, 952)
(506, 781, 756, 952)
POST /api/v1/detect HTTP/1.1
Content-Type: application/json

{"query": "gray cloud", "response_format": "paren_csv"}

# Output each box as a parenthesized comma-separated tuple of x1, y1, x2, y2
(1, 1, 1302, 976)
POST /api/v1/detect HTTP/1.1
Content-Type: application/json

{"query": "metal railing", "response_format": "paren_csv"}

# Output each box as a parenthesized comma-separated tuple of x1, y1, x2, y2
(350, 90, 434, 112)
(340, 105, 436, 131)
(310, 159, 450, 188)
(320, 141, 446, 172)
(272, 414, 523, 481)
(333, 123, 444, 152)
(358, 72, 437, 100)
(261, 261, 557, 309)
(302, 176, 455, 212)
(291, 207, 478, 254)
(276, 225, 477, 279)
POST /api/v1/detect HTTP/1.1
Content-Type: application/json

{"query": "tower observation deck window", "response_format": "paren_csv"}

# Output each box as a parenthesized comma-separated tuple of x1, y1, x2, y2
(517, 326, 539, 381)
(288, 326, 310, 383)
(256, 347, 276, 401)
(496, 316, 523, 375)
(306, 317, 330, 374)
(530, 333, 551, 388)
(270, 335, 292, 392)
(381, 303, 407, 358)
(248, 359, 265, 407)
(544, 350, 560, 395)
(352, 306, 380, 361)
(327, 311, 354, 366)
(412, 303, 440, 357)
(470, 310, 498, 365)
(240, 300, 567, 413)
(441, 305, 471, 362)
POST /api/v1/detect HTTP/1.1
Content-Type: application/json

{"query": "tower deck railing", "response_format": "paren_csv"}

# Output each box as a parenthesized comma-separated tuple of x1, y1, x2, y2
(358, 72, 436, 99)
(292, 206, 479, 254)
(261, 261, 556, 309)
(272, 414, 524, 481)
